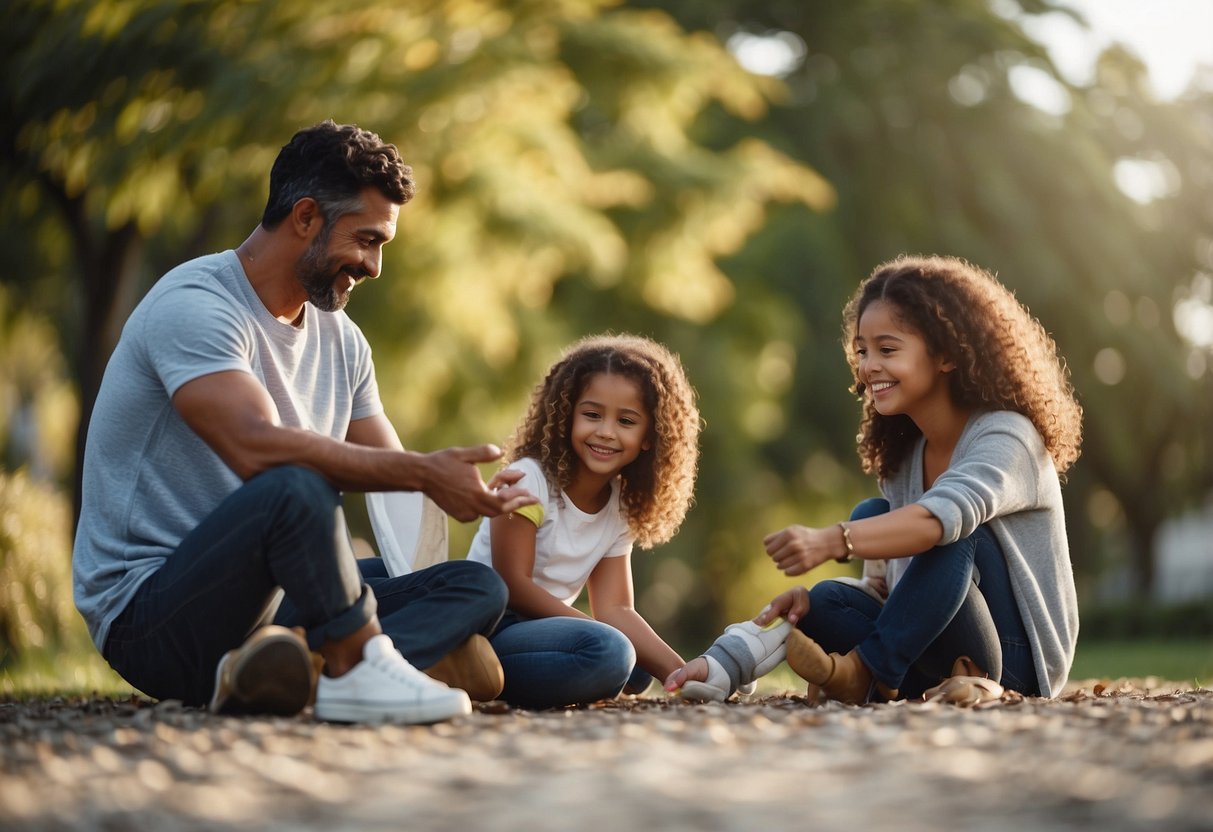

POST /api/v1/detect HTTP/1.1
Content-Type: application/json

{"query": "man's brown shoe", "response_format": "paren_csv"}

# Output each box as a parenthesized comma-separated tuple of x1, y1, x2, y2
(209, 625, 315, 716)
(423, 634, 504, 702)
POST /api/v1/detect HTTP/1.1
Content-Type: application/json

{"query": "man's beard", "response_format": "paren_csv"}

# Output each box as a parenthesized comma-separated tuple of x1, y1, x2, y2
(297, 226, 367, 313)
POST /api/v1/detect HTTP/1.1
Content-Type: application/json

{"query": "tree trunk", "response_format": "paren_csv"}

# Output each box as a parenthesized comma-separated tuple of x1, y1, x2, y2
(1121, 504, 1159, 601)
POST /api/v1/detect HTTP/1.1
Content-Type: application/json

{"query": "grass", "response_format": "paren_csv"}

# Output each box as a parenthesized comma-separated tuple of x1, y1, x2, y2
(2, 637, 1209, 700)
(0, 647, 134, 700)
(1069, 637, 1212, 687)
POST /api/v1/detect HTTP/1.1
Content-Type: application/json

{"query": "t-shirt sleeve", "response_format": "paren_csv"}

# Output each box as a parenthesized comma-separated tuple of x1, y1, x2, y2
(604, 500, 634, 558)
(509, 458, 550, 528)
(139, 284, 255, 398)
(603, 525, 634, 558)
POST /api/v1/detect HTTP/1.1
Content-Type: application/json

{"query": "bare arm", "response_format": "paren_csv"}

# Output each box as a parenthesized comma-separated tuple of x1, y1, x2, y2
(345, 412, 406, 451)
(488, 512, 592, 621)
(172, 370, 533, 521)
(587, 554, 684, 681)
(763, 503, 943, 577)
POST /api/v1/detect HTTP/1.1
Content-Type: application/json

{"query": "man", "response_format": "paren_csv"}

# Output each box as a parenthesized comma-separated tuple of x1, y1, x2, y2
(72, 121, 535, 724)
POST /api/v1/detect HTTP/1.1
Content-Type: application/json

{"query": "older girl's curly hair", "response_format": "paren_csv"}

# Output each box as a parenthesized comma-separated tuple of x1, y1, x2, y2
(842, 255, 1083, 480)
(507, 334, 701, 549)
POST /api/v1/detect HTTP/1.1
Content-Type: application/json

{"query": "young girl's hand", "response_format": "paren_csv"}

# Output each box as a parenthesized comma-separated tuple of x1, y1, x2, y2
(762, 524, 836, 576)
(663, 657, 709, 692)
(753, 587, 809, 626)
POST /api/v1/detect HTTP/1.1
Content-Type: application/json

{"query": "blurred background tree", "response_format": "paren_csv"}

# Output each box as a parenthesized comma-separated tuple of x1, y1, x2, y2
(642, 0, 1213, 609)
(1, 0, 1210, 671)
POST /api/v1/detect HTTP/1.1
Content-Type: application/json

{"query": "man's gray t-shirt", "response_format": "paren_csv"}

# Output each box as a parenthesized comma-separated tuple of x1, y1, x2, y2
(72, 250, 382, 650)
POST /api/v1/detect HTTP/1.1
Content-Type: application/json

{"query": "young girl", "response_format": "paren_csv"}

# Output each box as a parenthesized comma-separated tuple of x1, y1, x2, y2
(466, 334, 701, 708)
(667, 255, 1082, 703)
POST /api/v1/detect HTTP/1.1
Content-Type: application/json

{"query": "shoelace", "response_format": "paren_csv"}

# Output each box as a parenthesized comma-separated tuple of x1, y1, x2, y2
(367, 652, 445, 688)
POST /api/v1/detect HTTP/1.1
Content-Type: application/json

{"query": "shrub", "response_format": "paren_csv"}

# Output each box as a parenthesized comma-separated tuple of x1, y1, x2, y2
(1080, 598, 1213, 641)
(0, 468, 83, 661)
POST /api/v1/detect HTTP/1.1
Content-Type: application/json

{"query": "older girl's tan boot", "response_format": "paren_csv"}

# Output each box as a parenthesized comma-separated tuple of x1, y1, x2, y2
(785, 630, 898, 704)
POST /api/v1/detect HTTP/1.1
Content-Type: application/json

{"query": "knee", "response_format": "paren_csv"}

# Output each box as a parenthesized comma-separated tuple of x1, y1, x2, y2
(446, 560, 509, 611)
(584, 624, 636, 686)
(807, 580, 852, 612)
(253, 465, 340, 517)
(235, 466, 341, 542)
(850, 497, 890, 522)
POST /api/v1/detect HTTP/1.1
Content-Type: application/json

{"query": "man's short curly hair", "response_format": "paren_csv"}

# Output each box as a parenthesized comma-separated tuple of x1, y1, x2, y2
(507, 334, 701, 549)
(843, 255, 1083, 480)
(261, 119, 415, 229)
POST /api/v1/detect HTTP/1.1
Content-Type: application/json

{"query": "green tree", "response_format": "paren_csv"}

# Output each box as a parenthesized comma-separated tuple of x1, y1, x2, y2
(1, 0, 834, 650)
(0, 0, 829, 508)
(644, 0, 1213, 603)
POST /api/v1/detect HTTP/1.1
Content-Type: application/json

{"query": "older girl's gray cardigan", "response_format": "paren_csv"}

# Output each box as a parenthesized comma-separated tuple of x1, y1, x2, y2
(882, 410, 1079, 697)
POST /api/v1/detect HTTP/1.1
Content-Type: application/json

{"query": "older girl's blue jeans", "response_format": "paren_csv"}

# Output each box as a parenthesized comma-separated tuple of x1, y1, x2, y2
(488, 611, 648, 709)
(798, 498, 1039, 698)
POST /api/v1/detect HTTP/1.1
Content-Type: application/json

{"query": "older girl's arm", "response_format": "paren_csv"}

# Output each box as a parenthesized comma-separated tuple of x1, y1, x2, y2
(763, 504, 943, 577)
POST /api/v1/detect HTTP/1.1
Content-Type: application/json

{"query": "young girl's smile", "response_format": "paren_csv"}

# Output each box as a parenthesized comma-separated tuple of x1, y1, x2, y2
(571, 372, 651, 484)
(855, 300, 954, 421)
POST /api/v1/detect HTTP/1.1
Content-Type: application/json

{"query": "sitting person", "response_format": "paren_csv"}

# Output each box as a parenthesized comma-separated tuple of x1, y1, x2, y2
(668, 255, 1082, 703)
(466, 335, 701, 708)
(72, 120, 535, 724)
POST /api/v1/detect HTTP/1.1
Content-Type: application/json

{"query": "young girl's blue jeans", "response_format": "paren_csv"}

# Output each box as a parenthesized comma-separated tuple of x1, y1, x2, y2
(797, 498, 1039, 698)
(488, 611, 649, 709)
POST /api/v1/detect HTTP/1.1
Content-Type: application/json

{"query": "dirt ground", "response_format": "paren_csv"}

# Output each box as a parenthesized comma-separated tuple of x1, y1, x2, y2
(1, 679, 1210, 831)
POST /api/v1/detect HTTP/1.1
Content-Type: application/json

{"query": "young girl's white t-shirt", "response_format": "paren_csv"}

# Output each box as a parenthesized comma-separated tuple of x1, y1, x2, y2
(465, 457, 633, 605)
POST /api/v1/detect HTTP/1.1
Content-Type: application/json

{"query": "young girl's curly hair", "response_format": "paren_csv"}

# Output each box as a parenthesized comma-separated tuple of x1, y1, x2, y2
(842, 255, 1083, 480)
(507, 334, 701, 549)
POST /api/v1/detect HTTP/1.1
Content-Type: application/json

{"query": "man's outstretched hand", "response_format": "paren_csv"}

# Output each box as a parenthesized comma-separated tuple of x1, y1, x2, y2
(420, 444, 537, 522)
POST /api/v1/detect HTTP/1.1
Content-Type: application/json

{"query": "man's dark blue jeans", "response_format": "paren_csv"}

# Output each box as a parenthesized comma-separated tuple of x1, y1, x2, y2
(797, 498, 1039, 698)
(103, 465, 506, 706)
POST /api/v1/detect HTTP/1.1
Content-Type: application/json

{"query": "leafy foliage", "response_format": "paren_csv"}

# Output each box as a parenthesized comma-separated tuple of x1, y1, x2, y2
(1, 0, 1210, 664)
(644, 0, 1213, 605)
(0, 469, 82, 659)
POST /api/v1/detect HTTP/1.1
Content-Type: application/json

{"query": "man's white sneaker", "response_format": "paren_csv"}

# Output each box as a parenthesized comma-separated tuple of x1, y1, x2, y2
(314, 634, 472, 724)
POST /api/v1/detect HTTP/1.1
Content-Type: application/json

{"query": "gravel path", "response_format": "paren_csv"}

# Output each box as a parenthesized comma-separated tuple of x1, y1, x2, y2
(2, 680, 1210, 831)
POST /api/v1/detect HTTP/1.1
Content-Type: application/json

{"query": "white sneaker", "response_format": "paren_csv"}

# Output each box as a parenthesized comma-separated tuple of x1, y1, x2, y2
(314, 634, 472, 724)
(726, 618, 792, 679)
(678, 655, 732, 702)
(678, 619, 792, 702)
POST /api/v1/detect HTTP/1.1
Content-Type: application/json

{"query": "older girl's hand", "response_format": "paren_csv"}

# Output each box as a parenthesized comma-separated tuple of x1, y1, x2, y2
(762, 524, 833, 576)
(753, 587, 810, 627)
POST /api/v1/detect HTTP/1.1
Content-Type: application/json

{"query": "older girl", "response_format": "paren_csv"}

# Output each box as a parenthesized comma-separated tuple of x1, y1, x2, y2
(669, 255, 1082, 702)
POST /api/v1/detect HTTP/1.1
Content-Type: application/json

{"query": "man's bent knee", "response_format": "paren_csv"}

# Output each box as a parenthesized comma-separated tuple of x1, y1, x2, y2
(250, 465, 339, 511)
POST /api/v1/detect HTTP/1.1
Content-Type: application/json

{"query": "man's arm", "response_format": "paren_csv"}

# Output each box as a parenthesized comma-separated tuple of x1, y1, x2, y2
(172, 370, 533, 521)
(345, 412, 406, 451)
